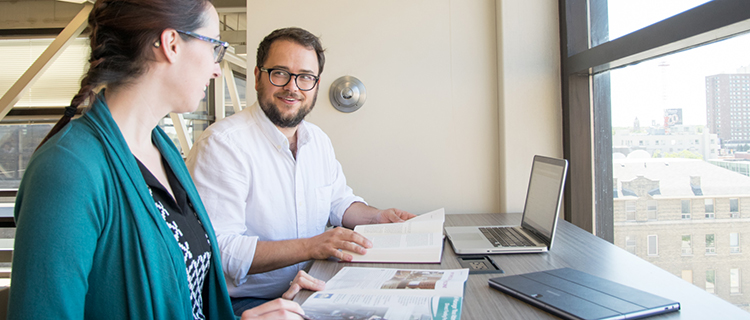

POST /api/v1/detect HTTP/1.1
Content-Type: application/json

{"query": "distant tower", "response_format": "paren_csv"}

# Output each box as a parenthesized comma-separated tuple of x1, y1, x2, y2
(659, 61, 670, 134)
(706, 73, 750, 143)
(634, 117, 640, 131)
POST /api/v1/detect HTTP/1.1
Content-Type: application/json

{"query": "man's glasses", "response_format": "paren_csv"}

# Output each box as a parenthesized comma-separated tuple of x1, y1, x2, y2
(176, 30, 229, 63)
(259, 67, 319, 91)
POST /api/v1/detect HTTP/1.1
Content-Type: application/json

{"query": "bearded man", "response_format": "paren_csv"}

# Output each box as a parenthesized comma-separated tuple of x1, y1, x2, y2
(186, 27, 414, 316)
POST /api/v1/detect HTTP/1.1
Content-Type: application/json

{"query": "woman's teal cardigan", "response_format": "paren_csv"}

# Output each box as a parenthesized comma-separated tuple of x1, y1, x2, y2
(8, 93, 237, 319)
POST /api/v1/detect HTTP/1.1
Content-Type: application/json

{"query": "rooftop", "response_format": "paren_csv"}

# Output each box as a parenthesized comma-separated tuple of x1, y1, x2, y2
(614, 158, 750, 197)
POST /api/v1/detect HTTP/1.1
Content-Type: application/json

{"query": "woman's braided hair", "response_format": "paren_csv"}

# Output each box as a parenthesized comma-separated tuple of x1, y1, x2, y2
(37, 0, 212, 150)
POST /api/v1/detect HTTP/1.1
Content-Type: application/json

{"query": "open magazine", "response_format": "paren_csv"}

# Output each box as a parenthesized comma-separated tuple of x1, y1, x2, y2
(345, 208, 445, 263)
(301, 266, 469, 320)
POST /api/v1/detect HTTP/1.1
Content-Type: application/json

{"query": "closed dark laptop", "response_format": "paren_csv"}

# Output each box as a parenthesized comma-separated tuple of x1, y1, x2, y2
(488, 268, 680, 320)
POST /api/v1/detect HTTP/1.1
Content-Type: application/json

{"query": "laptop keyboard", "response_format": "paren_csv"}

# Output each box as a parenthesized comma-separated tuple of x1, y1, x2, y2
(480, 227, 537, 247)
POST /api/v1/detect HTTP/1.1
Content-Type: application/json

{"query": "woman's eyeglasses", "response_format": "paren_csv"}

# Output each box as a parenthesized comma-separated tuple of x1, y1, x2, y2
(176, 30, 229, 63)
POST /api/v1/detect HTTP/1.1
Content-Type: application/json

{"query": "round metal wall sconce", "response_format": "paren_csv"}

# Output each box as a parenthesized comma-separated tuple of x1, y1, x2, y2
(329, 76, 366, 113)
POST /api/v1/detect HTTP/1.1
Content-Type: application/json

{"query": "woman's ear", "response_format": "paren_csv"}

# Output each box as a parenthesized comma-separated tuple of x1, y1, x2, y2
(155, 29, 180, 63)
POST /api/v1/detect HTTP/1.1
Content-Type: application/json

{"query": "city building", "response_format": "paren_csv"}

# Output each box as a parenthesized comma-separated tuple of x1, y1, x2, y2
(612, 125, 720, 160)
(614, 158, 750, 310)
(708, 158, 750, 177)
(706, 73, 750, 147)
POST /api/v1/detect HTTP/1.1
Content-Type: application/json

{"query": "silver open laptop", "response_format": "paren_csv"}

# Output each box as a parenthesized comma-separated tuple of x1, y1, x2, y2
(445, 155, 568, 254)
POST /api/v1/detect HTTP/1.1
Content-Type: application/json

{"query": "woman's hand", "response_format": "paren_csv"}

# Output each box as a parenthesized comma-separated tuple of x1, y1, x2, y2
(239, 270, 325, 319)
(282, 270, 326, 300)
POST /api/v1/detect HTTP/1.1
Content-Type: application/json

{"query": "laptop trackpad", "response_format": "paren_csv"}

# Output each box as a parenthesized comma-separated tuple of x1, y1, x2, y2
(451, 233, 487, 241)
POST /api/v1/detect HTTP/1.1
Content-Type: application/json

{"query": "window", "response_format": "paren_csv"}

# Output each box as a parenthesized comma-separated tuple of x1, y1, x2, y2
(705, 199, 715, 219)
(625, 236, 636, 254)
(681, 199, 691, 219)
(706, 234, 716, 254)
(730, 198, 740, 218)
(731, 269, 741, 294)
(730, 233, 741, 254)
(0, 38, 89, 108)
(563, 0, 750, 309)
(605, 1, 710, 42)
(707, 270, 716, 294)
(625, 201, 636, 221)
(681, 235, 692, 255)
(647, 235, 658, 256)
(0, 124, 52, 189)
(647, 200, 657, 220)
(0, 41, 249, 188)
(682, 270, 693, 284)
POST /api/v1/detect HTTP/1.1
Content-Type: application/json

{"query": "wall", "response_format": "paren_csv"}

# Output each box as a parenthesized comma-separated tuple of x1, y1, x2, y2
(497, 1, 564, 212)
(246, 0, 561, 215)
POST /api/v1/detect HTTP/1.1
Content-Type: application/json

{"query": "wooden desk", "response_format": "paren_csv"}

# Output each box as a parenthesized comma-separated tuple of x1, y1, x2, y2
(296, 213, 749, 319)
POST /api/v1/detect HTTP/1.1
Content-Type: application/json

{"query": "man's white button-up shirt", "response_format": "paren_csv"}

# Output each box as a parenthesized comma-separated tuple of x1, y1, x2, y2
(186, 102, 364, 299)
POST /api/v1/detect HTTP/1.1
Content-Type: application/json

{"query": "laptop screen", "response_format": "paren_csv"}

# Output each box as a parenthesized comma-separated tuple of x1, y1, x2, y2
(521, 158, 566, 240)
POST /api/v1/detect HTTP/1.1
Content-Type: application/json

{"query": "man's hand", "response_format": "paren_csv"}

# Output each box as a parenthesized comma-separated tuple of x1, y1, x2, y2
(342, 202, 417, 229)
(305, 227, 372, 261)
(373, 208, 417, 224)
(240, 298, 306, 319)
(282, 270, 326, 300)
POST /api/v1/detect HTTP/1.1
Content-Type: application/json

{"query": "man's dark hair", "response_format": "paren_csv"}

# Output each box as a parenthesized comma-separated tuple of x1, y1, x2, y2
(256, 27, 326, 75)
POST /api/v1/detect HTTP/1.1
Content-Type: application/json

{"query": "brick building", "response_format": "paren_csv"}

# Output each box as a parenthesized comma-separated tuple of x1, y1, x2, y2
(614, 158, 750, 310)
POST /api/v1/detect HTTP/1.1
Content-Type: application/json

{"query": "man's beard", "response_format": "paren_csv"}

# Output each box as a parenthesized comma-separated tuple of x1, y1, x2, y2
(258, 85, 318, 128)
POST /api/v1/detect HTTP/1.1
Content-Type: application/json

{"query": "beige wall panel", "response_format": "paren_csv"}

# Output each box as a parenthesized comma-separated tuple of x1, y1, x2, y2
(497, 0, 563, 213)
(247, 0, 499, 214)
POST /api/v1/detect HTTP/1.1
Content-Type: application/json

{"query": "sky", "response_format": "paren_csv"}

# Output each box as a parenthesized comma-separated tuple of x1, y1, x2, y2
(606, 0, 750, 128)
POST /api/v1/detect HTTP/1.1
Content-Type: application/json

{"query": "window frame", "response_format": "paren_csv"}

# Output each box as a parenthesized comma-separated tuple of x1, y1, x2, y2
(646, 200, 657, 220)
(560, 0, 750, 241)
(730, 232, 741, 254)
(681, 199, 692, 219)
(706, 269, 717, 294)
(681, 235, 693, 256)
(625, 200, 636, 221)
(706, 234, 717, 255)
(625, 235, 636, 254)
(730, 268, 741, 294)
(681, 269, 693, 284)
(647, 234, 658, 256)
(705, 199, 715, 219)
(730, 198, 740, 218)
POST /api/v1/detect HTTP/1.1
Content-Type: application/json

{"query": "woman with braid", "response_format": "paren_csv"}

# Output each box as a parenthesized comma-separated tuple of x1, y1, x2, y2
(7, 1, 315, 319)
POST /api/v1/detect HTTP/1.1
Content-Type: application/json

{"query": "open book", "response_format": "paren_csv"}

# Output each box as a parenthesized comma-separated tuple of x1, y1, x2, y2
(301, 266, 468, 320)
(345, 208, 445, 263)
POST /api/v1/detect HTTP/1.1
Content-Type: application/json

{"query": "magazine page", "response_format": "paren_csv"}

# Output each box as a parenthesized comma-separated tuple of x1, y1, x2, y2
(360, 232, 443, 250)
(346, 208, 446, 263)
(408, 208, 446, 223)
(301, 267, 468, 320)
(325, 267, 468, 295)
(353, 208, 445, 235)
(354, 220, 444, 235)
(302, 294, 462, 320)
